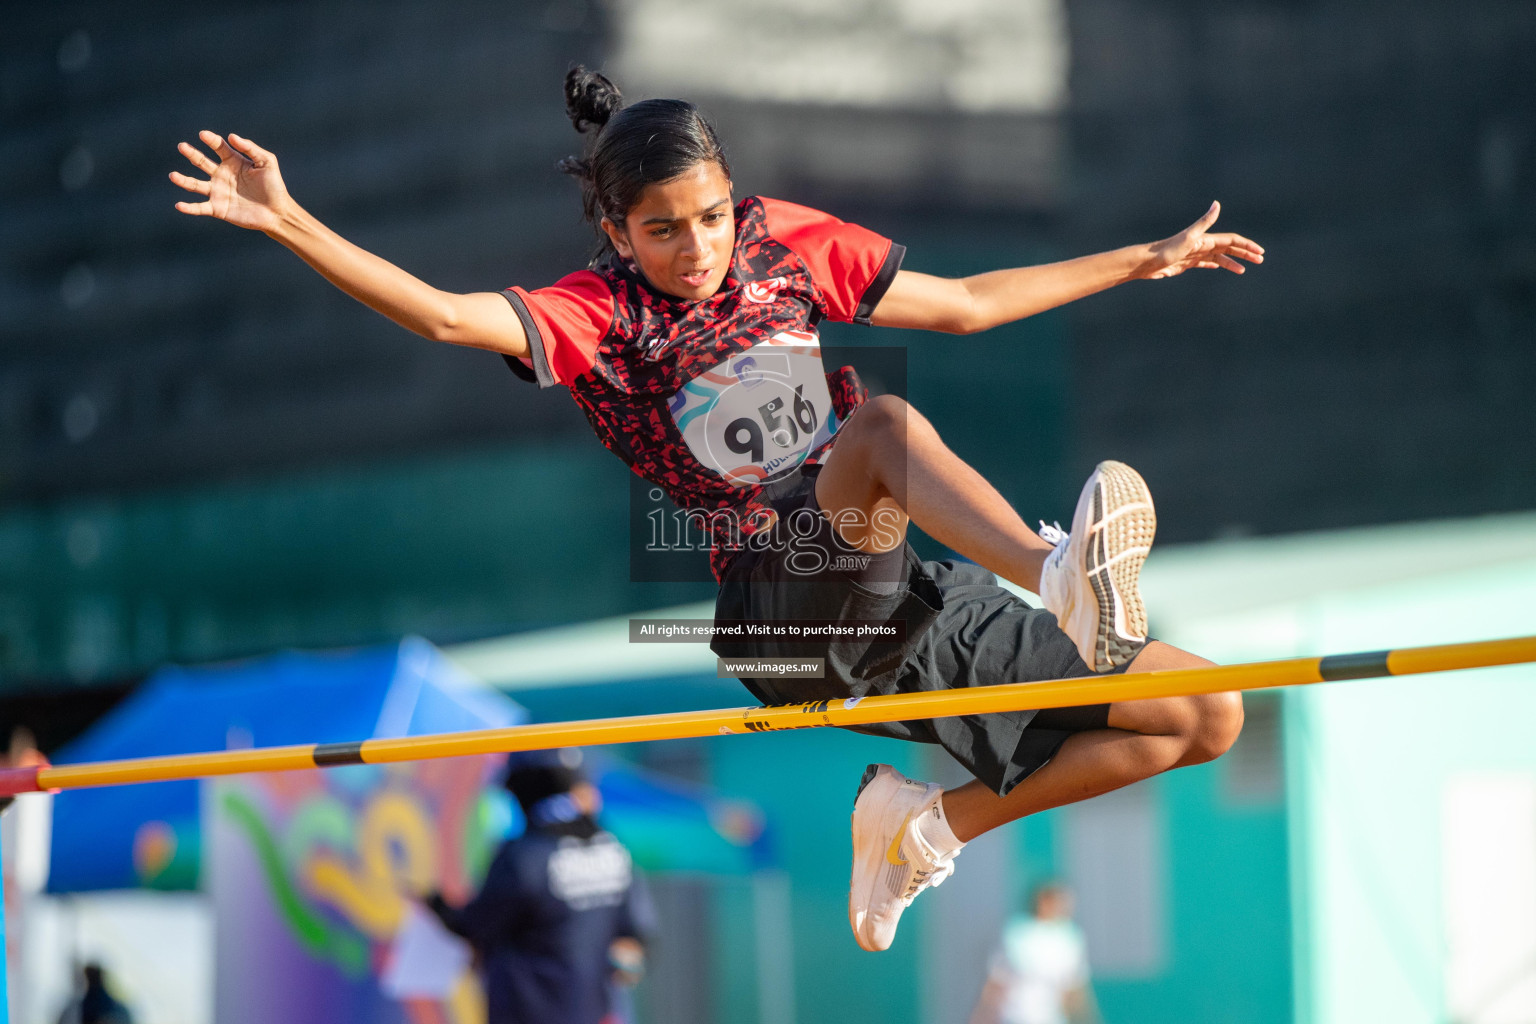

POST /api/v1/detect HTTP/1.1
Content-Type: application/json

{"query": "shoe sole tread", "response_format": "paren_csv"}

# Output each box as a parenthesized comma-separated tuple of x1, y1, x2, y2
(1086, 461, 1155, 672)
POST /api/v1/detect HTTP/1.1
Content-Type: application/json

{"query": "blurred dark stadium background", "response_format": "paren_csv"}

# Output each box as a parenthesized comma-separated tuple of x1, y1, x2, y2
(3, 0, 1534, 730)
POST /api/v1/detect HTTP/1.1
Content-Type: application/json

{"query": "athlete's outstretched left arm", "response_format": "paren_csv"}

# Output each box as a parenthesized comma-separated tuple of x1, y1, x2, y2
(870, 202, 1263, 334)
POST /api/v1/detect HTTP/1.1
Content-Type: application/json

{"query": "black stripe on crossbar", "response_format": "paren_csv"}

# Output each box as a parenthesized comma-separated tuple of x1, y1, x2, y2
(1318, 650, 1392, 681)
(313, 742, 366, 766)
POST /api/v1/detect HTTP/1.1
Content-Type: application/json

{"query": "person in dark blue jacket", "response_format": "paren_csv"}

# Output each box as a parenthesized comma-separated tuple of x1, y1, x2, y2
(427, 754, 653, 1024)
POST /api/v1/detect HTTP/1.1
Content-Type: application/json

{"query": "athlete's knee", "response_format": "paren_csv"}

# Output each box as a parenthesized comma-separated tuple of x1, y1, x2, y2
(848, 394, 929, 446)
(1185, 692, 1244, 764)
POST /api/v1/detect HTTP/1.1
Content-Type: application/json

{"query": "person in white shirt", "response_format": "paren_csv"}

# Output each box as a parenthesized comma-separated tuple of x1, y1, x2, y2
(971, 883, 1095, 1024)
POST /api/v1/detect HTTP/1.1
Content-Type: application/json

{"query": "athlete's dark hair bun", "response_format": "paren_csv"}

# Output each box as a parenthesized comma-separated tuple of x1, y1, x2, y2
(555, 66, 730, 265)
(563, 66, 622, 134)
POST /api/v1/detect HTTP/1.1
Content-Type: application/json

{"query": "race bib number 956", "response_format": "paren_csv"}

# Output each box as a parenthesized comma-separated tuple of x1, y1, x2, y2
(669, 330, 838, 486)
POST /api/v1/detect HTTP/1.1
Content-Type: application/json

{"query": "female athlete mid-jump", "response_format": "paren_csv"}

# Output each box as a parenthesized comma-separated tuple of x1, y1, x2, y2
(171, 67, 1263, 952)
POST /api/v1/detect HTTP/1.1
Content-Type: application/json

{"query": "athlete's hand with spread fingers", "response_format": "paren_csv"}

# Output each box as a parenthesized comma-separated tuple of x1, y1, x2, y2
(167, 129, 530, 356)
(1137, 201, 1265, 280)
(170, 130, 292, 232)
(871, 200, 1265, 334)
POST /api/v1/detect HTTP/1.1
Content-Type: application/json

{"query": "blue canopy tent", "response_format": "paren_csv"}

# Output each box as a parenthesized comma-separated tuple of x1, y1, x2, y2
(48, 637, 772, 892)
(48, 637, 521, 892)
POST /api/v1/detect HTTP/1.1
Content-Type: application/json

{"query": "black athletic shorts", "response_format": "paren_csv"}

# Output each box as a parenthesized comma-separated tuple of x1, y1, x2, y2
(711, 468, 1122, 797)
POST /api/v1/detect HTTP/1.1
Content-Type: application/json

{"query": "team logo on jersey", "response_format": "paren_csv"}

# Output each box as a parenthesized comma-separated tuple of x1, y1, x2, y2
(742, 276, 789, 304)
(668, 330, 837, 486)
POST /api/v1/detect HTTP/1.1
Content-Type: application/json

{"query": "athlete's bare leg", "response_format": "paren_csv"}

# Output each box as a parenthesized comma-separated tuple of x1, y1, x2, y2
(938, 642, 1244, 842)
(813, 394, 1053, 591)
(816, 394, 1243, 838)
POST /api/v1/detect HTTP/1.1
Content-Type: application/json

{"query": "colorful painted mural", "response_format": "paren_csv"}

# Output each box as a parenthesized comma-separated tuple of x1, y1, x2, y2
(207, 756, 508, 1024)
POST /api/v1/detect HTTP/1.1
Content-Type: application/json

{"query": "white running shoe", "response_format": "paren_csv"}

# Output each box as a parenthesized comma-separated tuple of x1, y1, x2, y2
(848, 764, 960, 952)
(1038, 460, 1155, 673)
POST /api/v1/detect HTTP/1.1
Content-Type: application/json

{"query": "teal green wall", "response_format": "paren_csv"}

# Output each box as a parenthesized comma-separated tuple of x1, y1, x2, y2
(1093, 761, 1290, 1024)
(1280, 557, 1536, 1024)
(1287, 664, 1536, 1024)
(709, 728, 932, 1024)
(1277, 555, 1536, 1024)
(1136, 520, 1536, 1024)
(1005, 755, 1291, 1024)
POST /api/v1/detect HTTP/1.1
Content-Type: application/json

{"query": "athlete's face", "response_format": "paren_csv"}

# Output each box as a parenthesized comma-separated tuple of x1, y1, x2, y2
(602, 161, 734, 301)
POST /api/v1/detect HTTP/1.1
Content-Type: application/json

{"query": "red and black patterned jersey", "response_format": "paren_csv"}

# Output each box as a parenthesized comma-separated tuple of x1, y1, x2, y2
(500, 196, 905, 580)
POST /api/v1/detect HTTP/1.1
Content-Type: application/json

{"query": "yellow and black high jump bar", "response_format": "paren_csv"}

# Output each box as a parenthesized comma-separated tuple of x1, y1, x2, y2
(2, 634, 1534, 798)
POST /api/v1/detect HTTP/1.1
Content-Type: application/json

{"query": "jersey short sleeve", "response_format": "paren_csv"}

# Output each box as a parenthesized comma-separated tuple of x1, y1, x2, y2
(500, 270, 615, 388)
(758, 198, 905, 325)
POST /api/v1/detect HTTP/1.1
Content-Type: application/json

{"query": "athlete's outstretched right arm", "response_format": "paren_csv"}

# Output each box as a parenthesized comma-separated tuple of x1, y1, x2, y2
(170, 130, 528, 357)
